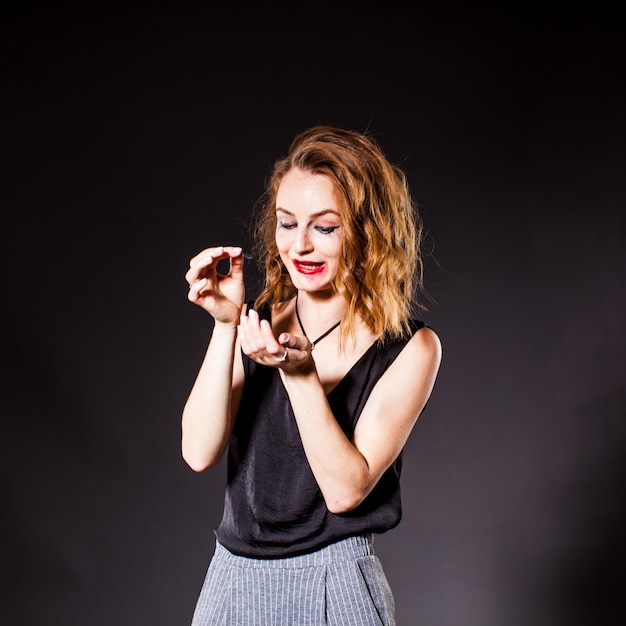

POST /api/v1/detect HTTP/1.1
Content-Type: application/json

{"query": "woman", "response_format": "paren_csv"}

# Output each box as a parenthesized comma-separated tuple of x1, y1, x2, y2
(182, 125, 442, 625)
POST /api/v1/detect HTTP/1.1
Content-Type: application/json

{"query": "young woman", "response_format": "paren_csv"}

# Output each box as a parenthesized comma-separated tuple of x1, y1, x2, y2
(182, 125, 442, 625)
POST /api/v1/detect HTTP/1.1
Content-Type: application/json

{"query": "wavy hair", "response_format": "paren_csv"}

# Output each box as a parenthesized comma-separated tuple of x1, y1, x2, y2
(251, 125, 425, 346)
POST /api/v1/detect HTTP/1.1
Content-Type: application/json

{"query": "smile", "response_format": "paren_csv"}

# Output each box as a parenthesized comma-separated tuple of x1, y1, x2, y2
(293, 260, 326, 275)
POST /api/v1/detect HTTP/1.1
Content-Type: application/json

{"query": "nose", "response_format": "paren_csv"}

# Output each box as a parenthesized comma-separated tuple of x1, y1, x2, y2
(294, 226, 313, 254)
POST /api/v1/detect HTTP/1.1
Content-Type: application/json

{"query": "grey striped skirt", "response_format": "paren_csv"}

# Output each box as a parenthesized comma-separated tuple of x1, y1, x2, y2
(190, 534, 396, 626)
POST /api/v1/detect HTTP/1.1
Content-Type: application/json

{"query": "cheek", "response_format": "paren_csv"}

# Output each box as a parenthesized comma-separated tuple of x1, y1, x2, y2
(315, 235, 342, 260)
(275, 229, 290, 250)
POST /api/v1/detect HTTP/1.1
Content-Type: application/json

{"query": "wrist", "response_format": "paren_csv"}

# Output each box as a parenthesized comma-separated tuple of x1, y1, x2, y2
(281, 362, 319, 386)
(212, 321, 239, 336)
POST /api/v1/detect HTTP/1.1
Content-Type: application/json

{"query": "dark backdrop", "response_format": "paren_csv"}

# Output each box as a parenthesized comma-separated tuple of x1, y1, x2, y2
(2, 2, 625, 625)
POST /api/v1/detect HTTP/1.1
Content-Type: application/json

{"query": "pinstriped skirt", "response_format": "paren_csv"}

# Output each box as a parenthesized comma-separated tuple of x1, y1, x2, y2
(190, 534, 396, 626)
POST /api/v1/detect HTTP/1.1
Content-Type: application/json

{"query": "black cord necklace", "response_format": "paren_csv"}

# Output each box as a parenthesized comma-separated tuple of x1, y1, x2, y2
(295, 293, 341, 349)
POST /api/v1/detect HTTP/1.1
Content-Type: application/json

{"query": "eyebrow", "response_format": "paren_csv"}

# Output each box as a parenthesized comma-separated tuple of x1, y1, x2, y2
(275, 208, 340, 218)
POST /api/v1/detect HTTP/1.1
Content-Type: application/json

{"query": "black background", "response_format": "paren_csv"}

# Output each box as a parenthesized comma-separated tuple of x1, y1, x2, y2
(2, 2, 625, 625)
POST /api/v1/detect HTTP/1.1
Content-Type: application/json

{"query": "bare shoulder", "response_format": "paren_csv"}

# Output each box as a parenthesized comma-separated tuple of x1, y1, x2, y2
(407, 326, 442, 359)
(368, 324, 441, 406)
(397, 325, 442, 369)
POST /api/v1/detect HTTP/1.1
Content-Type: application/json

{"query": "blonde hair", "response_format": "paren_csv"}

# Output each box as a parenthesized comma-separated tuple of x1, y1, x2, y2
(251, 125, 425, 346)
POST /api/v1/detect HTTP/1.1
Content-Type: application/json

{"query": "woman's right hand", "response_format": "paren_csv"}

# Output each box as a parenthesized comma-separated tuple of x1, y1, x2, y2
(186, 246, 245, 326)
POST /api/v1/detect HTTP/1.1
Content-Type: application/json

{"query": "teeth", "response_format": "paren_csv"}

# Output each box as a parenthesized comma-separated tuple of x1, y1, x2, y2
(295, 261, 322, 269)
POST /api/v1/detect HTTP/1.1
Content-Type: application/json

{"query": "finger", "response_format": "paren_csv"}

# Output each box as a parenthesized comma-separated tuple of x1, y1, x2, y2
(259, 319, 282, 354)
(187, 277, 208, 299)
(243, 309, 269, 350)
(237, 312, 261, 355)
(227, 247, 245, 279)
(189, 246, 217, 267)
(189, 246, 228, 269)
(223, 245, 243, 258)
(237, 313, 257, 346)
(185, 249, 220, 284)
(185, 255, 213, 284)
(278, 331, 310, 352)
(239, 312, 285, 363)
(187, 243, 241, 285)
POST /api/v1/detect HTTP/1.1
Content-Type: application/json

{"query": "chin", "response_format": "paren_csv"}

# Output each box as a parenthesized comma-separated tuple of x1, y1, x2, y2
(286, 266, 337, 295)
(296, 283, 336, 297)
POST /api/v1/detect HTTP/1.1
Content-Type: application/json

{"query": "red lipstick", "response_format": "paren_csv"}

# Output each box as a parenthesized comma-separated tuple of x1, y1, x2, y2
(293, 259, 325, 275)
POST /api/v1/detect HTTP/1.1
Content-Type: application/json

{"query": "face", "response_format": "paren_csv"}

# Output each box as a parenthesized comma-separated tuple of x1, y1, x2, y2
(275, 167, 343, 296)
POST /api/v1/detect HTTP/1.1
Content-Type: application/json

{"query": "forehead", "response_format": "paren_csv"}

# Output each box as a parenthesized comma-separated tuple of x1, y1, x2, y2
(275, 168, 338, 214)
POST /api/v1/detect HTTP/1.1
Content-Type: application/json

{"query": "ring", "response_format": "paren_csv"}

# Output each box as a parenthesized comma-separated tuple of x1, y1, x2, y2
(274, 348, 288, 362)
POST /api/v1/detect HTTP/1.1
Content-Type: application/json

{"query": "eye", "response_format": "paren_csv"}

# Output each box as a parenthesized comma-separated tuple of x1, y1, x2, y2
(315, 225, 340, 235)
(278, 220, 297, 230)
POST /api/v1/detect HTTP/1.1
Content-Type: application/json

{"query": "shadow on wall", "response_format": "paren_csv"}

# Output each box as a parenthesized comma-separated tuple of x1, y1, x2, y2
(507, 386, 626, 625)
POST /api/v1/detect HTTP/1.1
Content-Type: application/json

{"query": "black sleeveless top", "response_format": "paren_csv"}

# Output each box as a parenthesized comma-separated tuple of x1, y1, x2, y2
(214, 305, 427, 558)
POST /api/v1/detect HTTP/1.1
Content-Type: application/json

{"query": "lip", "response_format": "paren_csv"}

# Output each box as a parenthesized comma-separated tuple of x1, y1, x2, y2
(292, 259, 326, 275)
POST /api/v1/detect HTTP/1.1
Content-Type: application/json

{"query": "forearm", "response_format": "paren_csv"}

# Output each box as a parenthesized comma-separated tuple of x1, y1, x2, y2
(181, 324, 239, 471)
(281, 370, 374, 513)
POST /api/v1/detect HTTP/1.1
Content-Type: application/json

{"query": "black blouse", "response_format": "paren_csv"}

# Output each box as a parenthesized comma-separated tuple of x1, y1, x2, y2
(214, 304, 427, 558)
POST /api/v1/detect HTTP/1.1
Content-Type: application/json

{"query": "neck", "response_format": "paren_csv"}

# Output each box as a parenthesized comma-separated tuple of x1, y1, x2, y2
(294, 291, 344, 348)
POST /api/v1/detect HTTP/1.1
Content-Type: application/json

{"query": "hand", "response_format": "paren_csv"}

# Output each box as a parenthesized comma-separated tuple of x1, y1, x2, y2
(186, 246, 245, 326)
(237, 308, 315, 372)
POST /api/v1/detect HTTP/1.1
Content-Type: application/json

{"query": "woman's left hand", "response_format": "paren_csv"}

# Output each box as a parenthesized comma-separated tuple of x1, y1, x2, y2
(237, 308, 314, 373)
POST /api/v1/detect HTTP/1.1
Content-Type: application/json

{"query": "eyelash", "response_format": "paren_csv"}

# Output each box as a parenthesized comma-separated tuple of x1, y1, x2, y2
(278, 221, 339, 235)
(279, 221, 297, 230)
(316, 226, 339, 235)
